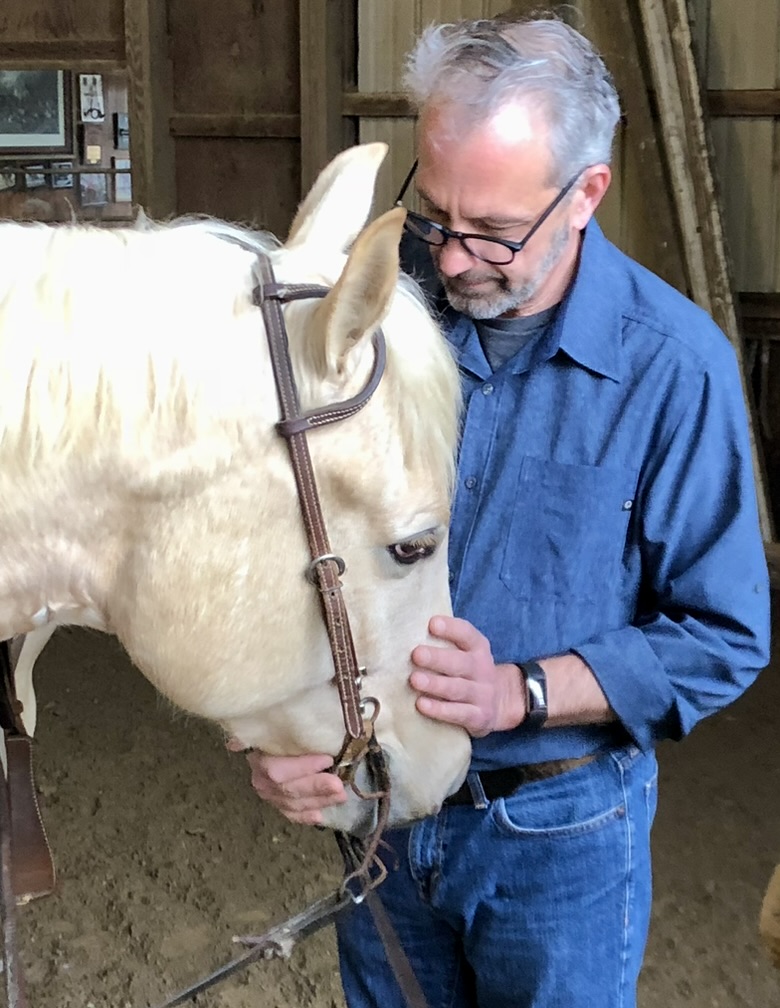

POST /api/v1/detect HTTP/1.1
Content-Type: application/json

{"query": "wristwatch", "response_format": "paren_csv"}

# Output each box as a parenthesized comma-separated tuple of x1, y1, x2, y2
(517, 661, 548, 728)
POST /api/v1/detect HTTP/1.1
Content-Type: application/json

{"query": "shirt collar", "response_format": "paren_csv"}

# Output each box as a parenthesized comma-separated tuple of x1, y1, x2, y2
(553, 219, 624, 382)
(444, 218, 626, 382)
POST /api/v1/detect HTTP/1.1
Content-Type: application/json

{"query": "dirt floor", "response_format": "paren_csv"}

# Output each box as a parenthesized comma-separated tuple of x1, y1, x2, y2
(14, 616, 780, 1008)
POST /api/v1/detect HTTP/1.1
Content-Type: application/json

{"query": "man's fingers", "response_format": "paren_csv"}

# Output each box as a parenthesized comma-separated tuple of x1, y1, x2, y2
(410, 667, 472, 701)
(246, 750, 335, 784)
(429, 615, 484, 650)
(243, 750, 348, 818)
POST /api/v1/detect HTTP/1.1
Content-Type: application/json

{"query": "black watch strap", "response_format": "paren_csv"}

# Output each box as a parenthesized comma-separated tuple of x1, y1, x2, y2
(517, 661, 548, 728)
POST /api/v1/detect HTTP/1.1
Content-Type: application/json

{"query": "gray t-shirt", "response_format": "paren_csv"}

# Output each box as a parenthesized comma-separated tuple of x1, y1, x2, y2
(476, 304, 559, 372)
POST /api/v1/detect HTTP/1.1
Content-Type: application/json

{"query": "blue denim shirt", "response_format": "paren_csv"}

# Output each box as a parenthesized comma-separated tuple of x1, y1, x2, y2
(437, 221, 770, 770)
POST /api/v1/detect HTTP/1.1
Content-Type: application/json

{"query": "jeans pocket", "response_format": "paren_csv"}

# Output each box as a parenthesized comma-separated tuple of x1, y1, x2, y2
(490, 753, 628, 839)
(499, 457, 638, 603)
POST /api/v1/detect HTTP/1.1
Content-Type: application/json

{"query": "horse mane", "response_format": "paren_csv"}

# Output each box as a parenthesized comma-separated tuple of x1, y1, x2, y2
(0, 216, 459, 492)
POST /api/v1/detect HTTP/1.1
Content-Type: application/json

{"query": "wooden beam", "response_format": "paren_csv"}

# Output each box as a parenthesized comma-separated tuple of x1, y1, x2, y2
(299, 0, 356, 195)
(170, 114, 301, 139)
(0, 40, 124, 67)
(342, 91, 414, 118)
(636, 0, 775, 541)
(124, 0, 176, 219)
(708, 90, 780, 117)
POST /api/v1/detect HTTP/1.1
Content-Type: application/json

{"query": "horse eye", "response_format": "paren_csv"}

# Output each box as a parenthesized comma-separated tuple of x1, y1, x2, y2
(387, 531, 438, 566)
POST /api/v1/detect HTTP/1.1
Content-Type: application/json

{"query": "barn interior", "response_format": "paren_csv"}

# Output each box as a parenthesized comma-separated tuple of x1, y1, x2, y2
(1, 0, 779, 1005)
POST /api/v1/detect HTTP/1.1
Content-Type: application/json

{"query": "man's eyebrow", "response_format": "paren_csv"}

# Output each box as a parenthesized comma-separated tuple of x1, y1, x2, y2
(417, 188, 532, 230)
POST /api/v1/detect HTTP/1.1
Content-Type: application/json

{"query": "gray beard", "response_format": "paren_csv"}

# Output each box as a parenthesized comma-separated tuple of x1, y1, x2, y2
(441, 223, 570, 320)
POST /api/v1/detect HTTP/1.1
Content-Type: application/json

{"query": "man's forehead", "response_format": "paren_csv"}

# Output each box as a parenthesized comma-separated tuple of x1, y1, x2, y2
(420, 98, 547, 148)
(417, 101, 555, 206)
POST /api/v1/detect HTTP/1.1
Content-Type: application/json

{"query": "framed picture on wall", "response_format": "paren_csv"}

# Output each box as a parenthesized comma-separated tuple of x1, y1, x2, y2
(112, 157, 131, 202)
(51, 162, 74, 189)
(0, 71, 73, 154)
(79, 172, 108, 207)
(24, 165, 46, 189)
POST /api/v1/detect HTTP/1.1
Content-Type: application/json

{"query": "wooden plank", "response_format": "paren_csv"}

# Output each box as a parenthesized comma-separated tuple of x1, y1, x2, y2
(636, 0, 775, 541)
(0, 0, 124, 45)
(421, 0, 485, 21)
(170, 114, 301, 139)
(582, 1, 686, 289)
(708, 90, 780, 117)
(300, 0, 356, 194)
(124, 0, 176, 219)
(686, 0, 711, 77)
(706, 0, 778, 90)
(0, 40, 123, 65)
(707, 0, 780, 293)
(343, 92, 414, 117)
(741, 292, 780, 320)
(357, 1, 416, 93)
(710, 118, 776, 291)
(174, 137, 300, 239)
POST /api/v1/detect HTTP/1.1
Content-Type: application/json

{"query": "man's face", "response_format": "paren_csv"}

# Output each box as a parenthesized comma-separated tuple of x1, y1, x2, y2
(415, 102, 582, 319)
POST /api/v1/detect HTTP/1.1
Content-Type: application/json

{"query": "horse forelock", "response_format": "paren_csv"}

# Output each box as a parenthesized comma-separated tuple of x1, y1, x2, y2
(0, 216, 459, 494)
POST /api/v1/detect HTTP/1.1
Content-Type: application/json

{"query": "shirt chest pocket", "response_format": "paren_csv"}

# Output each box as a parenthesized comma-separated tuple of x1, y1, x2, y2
(499, 457, 638, 603)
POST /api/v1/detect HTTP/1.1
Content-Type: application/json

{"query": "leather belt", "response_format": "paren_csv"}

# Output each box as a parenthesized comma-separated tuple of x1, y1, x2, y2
(443, 753, 599, 806)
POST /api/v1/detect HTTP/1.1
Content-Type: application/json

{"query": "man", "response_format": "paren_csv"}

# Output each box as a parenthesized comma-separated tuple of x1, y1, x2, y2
(245, 14, 770, 1008)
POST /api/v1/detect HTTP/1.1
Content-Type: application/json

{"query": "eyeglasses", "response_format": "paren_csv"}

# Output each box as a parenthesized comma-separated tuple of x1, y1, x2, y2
(394, 160, 584, 266)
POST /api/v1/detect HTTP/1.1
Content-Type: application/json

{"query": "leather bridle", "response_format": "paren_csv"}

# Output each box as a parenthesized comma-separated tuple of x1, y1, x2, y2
(251, 252, 393, 831)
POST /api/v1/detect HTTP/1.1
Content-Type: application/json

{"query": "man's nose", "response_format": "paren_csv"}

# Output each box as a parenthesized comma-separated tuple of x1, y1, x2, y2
(435, 236, 478, 276)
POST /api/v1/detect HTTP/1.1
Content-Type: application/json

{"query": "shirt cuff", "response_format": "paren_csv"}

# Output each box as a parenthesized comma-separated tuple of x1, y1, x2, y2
(572, 627, 679, 751)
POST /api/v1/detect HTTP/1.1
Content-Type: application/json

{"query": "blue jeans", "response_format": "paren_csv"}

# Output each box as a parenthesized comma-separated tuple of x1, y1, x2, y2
(336, 744, 658, 1008)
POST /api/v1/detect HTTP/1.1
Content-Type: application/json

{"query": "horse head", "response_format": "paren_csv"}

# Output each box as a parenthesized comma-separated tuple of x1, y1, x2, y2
(0, 143, 471, 836)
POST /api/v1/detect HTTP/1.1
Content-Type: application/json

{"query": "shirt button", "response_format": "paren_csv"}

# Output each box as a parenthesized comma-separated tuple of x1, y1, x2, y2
(622, 499, 633, 511)
(482, 383, 494, 395)
(465, 477, 477, 489)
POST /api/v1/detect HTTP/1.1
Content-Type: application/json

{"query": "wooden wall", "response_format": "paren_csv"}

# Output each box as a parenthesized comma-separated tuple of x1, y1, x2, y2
(690, 0, 780, 293)
(2, 0, 780, 520)
(1, 0, 778, 284)
(0, 0, 354, 238)
(355, 0, 695, 290)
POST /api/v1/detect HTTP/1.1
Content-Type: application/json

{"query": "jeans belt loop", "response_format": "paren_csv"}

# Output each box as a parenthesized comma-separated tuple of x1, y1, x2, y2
(466, 770, 488, 810)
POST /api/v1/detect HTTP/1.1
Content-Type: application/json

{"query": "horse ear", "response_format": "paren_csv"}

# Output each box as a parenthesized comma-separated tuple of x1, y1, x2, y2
(285, 142, 388, 252)
(310, 206, 405, 376)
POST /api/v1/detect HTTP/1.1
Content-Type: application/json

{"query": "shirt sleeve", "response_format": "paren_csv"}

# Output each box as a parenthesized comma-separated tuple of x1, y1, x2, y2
(572, 341, 771, 751)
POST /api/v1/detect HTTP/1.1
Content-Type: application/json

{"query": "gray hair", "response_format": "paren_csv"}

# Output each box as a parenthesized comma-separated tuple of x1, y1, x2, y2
(403, 14, 621, 185)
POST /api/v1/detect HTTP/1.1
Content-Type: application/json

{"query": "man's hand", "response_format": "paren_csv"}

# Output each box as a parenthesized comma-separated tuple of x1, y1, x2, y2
(227, 742, 348, 826)
(410, 615, 526, 737)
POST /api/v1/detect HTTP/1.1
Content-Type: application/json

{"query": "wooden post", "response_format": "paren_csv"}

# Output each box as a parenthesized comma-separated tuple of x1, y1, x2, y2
(299, 0, 357, 197)
(124, 0, 176, 219)
(636, 0, 776, 542)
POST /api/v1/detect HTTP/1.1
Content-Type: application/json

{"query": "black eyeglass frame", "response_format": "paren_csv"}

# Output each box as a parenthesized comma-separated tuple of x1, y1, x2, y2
(394, 160, 587, 266)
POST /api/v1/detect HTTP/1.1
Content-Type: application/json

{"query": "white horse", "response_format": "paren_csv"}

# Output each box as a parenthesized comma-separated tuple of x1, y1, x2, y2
(0, 142, 471, 838)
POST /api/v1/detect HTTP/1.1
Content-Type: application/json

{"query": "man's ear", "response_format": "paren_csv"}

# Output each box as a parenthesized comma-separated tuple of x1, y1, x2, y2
(571, 164, 611, 229)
